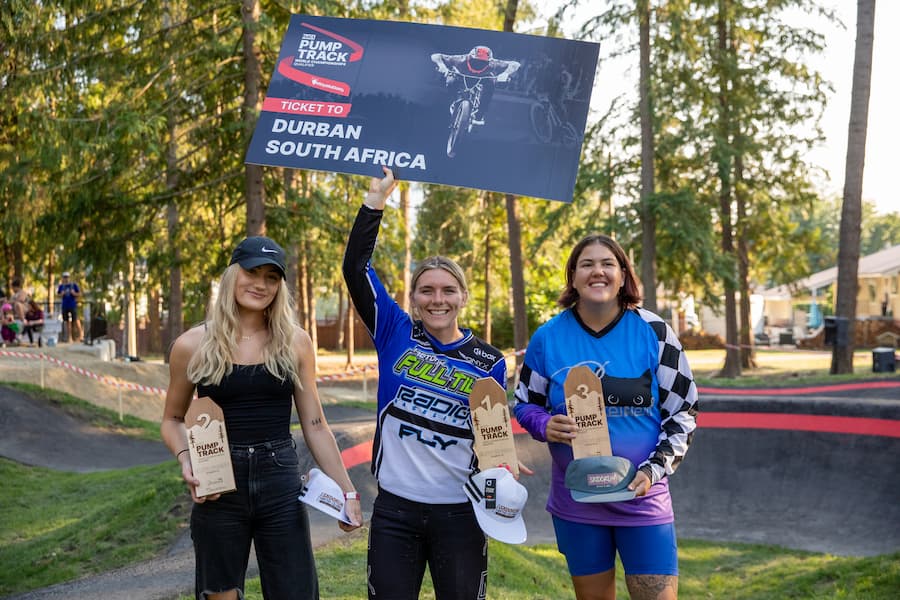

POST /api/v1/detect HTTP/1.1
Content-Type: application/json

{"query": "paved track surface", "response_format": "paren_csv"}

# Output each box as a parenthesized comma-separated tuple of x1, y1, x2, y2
(3, 379, 899, 599)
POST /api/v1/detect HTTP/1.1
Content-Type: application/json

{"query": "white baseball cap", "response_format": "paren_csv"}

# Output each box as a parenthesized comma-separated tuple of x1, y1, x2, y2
(463, 467, 528, 544)
(298, 468, 353, 525)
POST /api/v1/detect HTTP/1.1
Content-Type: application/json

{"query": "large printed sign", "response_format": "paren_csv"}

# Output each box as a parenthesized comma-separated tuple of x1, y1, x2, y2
(246, 16, 600, 202)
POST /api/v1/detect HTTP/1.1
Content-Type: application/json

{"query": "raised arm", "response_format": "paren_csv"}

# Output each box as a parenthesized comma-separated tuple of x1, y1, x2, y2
(496, 60, 521, 83)
(341, 167, 397, 333)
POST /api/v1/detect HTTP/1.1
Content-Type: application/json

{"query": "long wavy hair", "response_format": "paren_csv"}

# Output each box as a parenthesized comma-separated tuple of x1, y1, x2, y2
(187, 264, 300, 387)
(557, 234, 642, 310)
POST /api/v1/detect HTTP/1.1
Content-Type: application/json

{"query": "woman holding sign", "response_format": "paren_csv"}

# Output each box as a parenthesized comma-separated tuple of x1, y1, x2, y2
(513, 234, 698, 600)
(161, 236, 361, 600)
(343, 167, 509, 600)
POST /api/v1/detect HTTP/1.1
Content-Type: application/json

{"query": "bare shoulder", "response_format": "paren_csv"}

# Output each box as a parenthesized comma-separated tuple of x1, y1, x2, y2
(170, 324, 205, 363)
(292, 325, 316, 365)
(292, 325, 313, 353)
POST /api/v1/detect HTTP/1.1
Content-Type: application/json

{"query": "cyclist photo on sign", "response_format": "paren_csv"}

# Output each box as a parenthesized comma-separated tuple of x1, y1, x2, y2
(432, 46, 521, 126)
(431, 45, 520, 157)
(527, 56, 582, 146)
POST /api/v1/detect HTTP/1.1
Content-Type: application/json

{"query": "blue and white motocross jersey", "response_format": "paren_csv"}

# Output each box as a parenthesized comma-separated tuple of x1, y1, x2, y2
(343, 206, 507, 503)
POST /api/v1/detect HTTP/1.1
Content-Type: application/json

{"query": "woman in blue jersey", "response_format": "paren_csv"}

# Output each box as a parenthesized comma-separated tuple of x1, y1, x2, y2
(514, 234, 698, 600)
(343, 168, 508, 600)
(161, 236, 361, 600)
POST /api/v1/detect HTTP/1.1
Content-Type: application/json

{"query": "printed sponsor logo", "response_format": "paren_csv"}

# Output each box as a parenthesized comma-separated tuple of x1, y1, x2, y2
(317, 491, 343, 511)
(398, 423, 458, 451)
(396, 385, 470, 422)
(294, 22, 364, 68)
(587, 472, 621, 488)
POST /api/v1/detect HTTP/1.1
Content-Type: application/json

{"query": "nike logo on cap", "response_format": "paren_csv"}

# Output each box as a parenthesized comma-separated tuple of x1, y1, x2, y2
(260, 247, 280, 254)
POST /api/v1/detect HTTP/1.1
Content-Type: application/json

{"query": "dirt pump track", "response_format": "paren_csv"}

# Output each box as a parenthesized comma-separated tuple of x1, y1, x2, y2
(2, 348, 899, 599)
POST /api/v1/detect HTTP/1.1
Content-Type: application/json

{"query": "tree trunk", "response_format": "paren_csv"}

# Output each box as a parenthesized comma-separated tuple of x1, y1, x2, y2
(638, 0, 657, 312)
(502, 0, 526, 365)
(832, 0, 875, 374)
(716, 0, 740, 378)
(306, 252, 318, 352)
(505, 193, 527, 361)
(162, 0, 182, 362)
(346, 304, 355, 367)
(242, 0, 265, 235)
(149, 287, 162, 354)
(336, 291, 345, 351)
(400, 184, 412, 313)
(483, 194, 493, 344)
(125, 242, 137, 357)
(736, 154, 756, 369)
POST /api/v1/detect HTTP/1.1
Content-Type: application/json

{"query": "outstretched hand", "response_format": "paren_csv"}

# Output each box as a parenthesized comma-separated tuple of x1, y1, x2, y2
(364, 166, 398, 211)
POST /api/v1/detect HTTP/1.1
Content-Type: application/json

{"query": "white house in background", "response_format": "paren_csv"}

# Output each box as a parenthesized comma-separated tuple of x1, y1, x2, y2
(758, 244, 900, 339)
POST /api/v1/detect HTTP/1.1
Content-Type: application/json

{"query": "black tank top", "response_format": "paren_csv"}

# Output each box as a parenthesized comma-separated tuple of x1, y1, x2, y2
(196, 364, 294, 444)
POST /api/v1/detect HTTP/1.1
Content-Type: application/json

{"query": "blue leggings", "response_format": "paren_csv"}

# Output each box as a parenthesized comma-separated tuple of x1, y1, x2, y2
(552, 516, 678, 577)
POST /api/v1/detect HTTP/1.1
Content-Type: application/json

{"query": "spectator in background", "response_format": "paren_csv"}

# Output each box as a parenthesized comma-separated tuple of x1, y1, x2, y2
(11, 277, 29, 320)
(23, 299, 44, 347)
(1, 303, 19, 346)
(57, 271, 82, 342)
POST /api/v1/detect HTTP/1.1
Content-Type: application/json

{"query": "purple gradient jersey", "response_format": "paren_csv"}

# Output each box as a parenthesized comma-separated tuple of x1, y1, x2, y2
(514, 308, 698, 526)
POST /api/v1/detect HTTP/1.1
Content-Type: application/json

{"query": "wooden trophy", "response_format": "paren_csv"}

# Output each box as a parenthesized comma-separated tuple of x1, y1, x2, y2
(470, 377, 519, 477)
(564, 366, 612, 459)
(184, 396, 237, 497)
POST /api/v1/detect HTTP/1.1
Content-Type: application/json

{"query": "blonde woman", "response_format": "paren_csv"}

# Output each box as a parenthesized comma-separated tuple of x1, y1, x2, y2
(161, 236, 361, 600)
(343, 168, 509, 599)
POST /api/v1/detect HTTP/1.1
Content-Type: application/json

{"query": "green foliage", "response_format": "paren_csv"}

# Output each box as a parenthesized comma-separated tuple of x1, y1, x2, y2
(2, 0, 896, 348)
(233, 535, 900, 600)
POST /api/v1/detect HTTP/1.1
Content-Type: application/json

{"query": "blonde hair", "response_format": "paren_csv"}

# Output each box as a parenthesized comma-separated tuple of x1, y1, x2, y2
(187, 264, 300, 387)
(410, 256, 469, 296)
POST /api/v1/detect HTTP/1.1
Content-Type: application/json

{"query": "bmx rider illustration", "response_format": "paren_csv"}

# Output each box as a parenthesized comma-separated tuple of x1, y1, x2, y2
(431, 46, 521, 127)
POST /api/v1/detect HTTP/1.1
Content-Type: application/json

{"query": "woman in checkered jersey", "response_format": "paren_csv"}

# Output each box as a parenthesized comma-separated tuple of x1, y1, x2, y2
(513, 234, 699, 600)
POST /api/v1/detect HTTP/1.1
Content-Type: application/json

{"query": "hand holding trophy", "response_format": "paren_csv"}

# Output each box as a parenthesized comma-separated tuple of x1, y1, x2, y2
(562, 366, 636, 503)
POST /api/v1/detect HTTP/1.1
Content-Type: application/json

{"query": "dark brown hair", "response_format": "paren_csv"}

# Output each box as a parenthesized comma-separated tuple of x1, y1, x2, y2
(557, 234, 642, 309)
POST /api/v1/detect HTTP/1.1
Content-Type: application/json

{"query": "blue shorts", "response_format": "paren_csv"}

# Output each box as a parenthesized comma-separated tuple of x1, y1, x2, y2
(552, 516, 678, 577)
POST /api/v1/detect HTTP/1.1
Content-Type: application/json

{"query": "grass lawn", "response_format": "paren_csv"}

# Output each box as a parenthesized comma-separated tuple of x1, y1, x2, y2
(2, 361, 898, 597)
(218, 533, 899, 600)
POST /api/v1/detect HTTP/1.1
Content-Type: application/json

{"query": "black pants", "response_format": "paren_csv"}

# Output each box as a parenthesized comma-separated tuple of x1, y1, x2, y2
(191, 438, 317, 600)
(367, 488, 488, 600)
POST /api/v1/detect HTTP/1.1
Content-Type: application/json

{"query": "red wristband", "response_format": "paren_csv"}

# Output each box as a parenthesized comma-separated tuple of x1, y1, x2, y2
(344, 491, 360, 500)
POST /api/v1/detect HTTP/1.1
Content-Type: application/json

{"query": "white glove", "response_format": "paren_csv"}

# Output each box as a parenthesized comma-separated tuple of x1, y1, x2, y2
(497, 73, 509, 83)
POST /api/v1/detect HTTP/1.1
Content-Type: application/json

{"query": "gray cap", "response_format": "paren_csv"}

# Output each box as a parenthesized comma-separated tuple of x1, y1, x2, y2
(565, 455, 637, 503)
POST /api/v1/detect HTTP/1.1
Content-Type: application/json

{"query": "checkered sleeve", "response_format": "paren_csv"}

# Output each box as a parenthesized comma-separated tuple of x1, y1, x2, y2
(513, 334, 552, 443)
(637, 308, 699, 484)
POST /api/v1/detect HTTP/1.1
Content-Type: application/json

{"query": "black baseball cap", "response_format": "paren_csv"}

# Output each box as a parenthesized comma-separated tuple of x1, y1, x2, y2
(229, 236, 286, 279)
